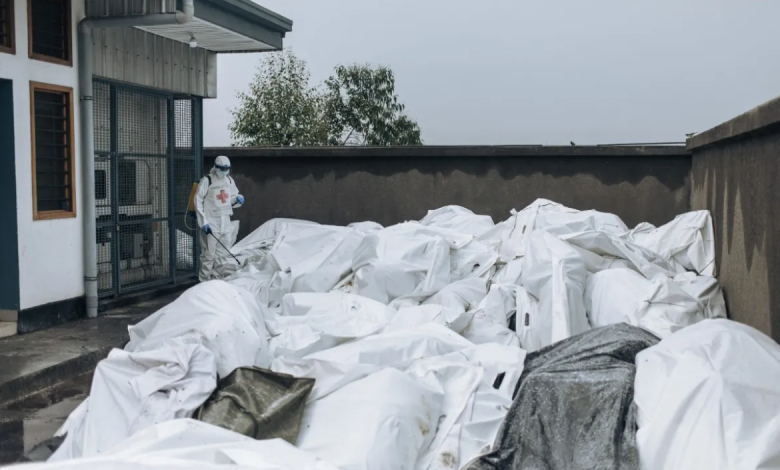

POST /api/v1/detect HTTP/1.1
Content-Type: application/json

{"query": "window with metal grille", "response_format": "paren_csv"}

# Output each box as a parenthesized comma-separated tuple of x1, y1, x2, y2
(0, 0, 13, 54)
(28, 0, 71, 65)
(31, 82, 76, 220)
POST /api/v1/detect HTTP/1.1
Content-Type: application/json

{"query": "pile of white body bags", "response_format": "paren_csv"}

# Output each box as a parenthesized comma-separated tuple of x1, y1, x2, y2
(14, 199, 780, 470)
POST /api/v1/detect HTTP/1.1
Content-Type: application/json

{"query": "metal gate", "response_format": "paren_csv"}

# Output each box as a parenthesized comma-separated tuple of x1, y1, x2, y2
(94, 80, 202, 297)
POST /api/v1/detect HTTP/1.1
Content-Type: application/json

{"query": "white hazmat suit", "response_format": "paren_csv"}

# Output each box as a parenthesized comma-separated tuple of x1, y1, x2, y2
(195, 156, 244, 281)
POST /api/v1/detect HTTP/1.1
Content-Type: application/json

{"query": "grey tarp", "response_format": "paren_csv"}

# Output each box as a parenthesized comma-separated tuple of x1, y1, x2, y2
(465, 323, 659, 470)
(194, 367, 315, 443)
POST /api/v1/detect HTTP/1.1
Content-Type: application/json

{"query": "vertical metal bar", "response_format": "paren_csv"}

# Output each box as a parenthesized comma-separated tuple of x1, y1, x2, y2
(194, 97, 202, 274)
(109, 82, 121, 296)
(167, 96, 176, 283)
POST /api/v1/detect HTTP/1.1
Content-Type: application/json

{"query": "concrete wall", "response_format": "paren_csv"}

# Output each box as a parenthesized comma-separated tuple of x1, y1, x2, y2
(688, 96, 780, 342)
(204, 146, 692, 241)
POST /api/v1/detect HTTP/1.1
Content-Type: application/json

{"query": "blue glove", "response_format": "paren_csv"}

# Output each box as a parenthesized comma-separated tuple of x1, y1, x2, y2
(236, 195, 245, 205)
(202, 224, 211, 234)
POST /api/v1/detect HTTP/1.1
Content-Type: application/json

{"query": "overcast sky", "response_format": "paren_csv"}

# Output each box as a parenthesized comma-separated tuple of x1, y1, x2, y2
(203, 0, 780, 146)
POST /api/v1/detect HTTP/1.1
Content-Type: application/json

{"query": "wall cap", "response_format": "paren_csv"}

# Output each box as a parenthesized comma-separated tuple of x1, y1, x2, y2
(205, 145, 690, 159)
(687, 95, 780, 151)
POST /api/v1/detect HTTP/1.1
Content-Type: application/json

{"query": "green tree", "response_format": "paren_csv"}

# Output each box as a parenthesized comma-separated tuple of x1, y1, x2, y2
(229, 50, 328, 146)
(324, 64, 422, 145)
(229, 52, 422, 146)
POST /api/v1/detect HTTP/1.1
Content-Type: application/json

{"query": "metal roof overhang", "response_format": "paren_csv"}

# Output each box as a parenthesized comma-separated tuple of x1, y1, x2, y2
(138, 0, 293, 53)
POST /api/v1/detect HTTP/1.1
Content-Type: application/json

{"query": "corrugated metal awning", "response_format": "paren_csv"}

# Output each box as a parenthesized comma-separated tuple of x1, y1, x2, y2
(141, 0, 292, 53)
(88, 0, 293, 53)
(138, 17, 275, 52)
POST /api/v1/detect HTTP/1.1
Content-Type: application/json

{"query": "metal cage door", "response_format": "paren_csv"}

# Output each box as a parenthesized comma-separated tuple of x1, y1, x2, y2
(94, 80, 201, 298)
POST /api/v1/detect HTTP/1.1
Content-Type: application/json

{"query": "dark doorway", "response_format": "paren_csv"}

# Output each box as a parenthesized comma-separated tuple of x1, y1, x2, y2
(0, 78, 19, 311)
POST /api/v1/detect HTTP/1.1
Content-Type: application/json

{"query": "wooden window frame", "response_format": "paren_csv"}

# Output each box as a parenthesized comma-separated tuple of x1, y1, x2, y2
(0, 0, 15, 54)
(30, 81, 77, 221)
(27, 0, 72, 66)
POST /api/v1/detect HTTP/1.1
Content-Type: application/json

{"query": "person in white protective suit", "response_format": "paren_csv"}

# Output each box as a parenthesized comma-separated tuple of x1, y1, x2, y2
(195, 155, 245, 281)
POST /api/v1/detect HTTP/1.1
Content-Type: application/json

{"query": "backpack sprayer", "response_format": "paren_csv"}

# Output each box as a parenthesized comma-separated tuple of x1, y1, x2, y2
(184, 181, 199, 231)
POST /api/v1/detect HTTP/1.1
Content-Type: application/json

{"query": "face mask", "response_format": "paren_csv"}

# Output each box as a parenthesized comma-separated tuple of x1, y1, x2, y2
(217, 169, 229, 177)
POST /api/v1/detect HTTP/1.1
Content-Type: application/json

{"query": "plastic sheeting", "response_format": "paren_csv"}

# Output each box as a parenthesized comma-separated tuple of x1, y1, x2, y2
(461, 284, 521, 348)
(671, 271, 728, 319)
(413, 343, 526, 470)
(51, 338, 217, 461)
(476, 199, 576, 262)
(585, 268, 706, 338)
(634, 319, 780, 470)
(267, 224, 362, 288)
(126, 280, 272, 377)
(271, 321, 528, 470)
(272, 323, 475, 402)
(385, 278, 487, 335)
(520, 229, 590, 349)
(352, 228, 452, 304)
(296, 368, 443, 470)
(235, 219, 319, 259)
(560, 229, 678, 278)
(22, 198, 739, 470)
(214, 201, 720, 358)
(287, 339, 526, 470)
(214, 218, 318, 277)
(420, 206, 495, 236)
(17, 420, 341, 470)
(466, 324, 659, 470)
(261, 224, 367, 309)
(623, 211, 716, 276)
(268, 292, 395, 358)
(195, 367, 314, 443)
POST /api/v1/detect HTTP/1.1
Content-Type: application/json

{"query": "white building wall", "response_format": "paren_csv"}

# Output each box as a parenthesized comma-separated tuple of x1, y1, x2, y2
(0, 0, 86, 309)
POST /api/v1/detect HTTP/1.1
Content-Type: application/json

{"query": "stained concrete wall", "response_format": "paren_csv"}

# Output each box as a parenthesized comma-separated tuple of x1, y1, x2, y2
(204, 145, 691, 242)
(688, 96, 780, 342)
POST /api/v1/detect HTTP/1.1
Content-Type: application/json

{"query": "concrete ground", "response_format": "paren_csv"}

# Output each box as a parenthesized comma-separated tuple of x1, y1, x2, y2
(0, 374, 89, 464)
(0, 292, 183, 464)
